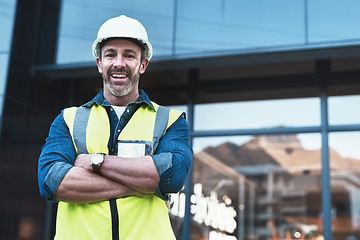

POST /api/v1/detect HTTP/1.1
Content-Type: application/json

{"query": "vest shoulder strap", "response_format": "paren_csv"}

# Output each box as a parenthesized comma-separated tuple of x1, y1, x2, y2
(63, 106, 92, 154)
(63, 106, 79, 153)
(72, 106, 91, 154)
(152, 103, 184, 153)
(152, 105, 170, 153)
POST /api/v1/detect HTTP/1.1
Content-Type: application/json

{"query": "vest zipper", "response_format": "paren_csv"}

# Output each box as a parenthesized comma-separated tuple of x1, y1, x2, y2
(109, 199, 119, 240)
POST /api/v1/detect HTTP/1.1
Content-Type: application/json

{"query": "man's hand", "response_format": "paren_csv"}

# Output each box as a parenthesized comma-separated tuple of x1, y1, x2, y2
(100, 155, 160, 194)
(56, 166, 141, 203)
(74, 153, 159, 194)
(74, 154, 93, 171)
(57, 153, 159, 203)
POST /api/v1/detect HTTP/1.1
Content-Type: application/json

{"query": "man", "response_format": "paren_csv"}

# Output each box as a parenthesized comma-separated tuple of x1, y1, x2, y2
(38, 15, 192, 240)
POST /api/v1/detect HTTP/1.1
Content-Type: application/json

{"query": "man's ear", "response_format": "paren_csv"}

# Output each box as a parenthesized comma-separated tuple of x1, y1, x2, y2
(140, 58, 149, 74)
(96, 57, 103, 73)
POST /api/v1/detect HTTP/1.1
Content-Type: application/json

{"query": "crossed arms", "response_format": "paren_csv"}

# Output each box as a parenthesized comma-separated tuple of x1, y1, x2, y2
(38, 112, 192, 204)
(56, 154, 159, 203)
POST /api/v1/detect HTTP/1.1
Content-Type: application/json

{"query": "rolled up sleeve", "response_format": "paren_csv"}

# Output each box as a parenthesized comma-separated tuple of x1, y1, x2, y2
(38, 112, 76, 201)
(152, 116, 193, 200)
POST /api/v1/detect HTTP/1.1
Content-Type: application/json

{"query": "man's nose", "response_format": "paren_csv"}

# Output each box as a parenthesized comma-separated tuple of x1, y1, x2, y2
(113, 56, 125, 67)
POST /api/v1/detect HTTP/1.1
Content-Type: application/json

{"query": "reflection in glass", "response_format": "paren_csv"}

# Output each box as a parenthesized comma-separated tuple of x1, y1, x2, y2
(57, 0, 174, 63)
(176, 0, 305, 55)
(194, 98, 320, 131)
(57, 0, 360, 64)
(0, 54, 10, 115)
(329, 95, 360, 126)
(177, 134, 324, 240)
(167, 105, 187, 117)
(329, 132, 360, 161)
(0, 0, 15, 119)
(0, 0, 16, 52)
(329, 132, 360, 240)
(308, 0, 360, 43)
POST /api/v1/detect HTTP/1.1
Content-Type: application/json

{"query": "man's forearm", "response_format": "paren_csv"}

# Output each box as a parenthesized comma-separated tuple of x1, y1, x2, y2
(73, 153, 160, 195)
(99, 155, 160, 194)
(56, 167, 148, 204)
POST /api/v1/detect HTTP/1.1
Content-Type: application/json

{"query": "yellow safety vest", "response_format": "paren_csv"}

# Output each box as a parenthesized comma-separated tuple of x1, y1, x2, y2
(55, 102, 183, 240)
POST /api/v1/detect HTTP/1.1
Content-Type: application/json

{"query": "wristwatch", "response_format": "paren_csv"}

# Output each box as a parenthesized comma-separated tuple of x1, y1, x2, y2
(91, 153, 105, 172)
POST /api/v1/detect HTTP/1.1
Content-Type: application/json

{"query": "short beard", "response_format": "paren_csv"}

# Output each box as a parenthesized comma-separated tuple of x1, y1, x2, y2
(103, 67, 140, 97)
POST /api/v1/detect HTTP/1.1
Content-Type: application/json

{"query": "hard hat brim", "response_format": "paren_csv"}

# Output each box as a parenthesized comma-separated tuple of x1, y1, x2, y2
(92, 37, 153, 60)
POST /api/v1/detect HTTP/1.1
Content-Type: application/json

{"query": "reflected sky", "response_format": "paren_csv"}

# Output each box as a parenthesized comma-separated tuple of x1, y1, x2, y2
(329, 132, 360, 160)
(0, 53, 9, 94)
(308, 0, 360, 42)
(329, 95, 360, 125)
(56, 0, 360, 63)
(57, 0, 174, 63)
(194, 98, 320, 130)
(0, 0, 16, 118)
(176, 0, 305, 54)
(0, 0, 16, 52)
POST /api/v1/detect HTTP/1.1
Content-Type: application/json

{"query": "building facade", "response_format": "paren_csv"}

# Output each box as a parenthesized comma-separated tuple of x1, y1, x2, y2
(1, 0, 360, 239)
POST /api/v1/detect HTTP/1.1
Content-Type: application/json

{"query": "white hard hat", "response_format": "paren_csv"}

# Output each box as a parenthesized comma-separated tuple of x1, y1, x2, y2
(92, 15, 153, 60)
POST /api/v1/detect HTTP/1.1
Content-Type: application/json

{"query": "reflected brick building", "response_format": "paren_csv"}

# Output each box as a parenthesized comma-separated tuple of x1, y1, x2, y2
(190, 135, 360, 240)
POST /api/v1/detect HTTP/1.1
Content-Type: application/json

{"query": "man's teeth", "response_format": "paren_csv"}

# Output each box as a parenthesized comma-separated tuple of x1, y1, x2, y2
(112, 74, 127, 78)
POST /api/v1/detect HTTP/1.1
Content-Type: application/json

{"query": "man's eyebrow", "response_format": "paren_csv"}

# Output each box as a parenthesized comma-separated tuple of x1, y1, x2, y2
(124, 49, 138, 55)
(103, 48, 138, 54)
(103, 48, 116, 54)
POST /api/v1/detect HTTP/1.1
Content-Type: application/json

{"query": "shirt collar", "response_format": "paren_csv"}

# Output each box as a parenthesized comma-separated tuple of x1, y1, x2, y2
(82, 89, 155, 110)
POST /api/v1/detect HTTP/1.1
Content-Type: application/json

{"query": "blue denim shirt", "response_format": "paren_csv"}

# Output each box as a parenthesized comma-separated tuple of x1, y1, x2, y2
(38, 89, 192, 201)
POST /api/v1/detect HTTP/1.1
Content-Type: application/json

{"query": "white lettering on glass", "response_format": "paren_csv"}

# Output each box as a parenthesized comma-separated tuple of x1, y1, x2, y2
(169, 183, 237, 233)
(209, 231, 237, 240)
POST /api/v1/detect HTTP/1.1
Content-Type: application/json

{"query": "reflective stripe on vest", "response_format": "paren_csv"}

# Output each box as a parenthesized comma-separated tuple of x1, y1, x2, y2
(58, 102, 183, 240)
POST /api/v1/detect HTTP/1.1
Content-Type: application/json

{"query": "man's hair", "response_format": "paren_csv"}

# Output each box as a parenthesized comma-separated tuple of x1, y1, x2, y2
(98, 37, 146, 62)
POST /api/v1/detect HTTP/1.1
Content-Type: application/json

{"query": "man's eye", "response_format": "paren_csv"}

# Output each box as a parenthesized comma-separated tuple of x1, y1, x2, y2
(105, 54, 115, 58)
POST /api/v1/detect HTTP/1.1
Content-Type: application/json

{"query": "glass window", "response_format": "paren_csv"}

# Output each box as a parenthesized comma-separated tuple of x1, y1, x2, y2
(57, 0, 360, 64)
(329, 132, 360, 161)
(329, 132, 360, 239)
(187, 133, 322, 240)
(194, 98, 320, 131)
(329, 95, 360, 126)
(0, 53, 10, 111)
(308, 0, 360, 43)
(166, 105, 187, 116)
(57, 0, 175, 63)
(176, 0, 305, 55)
(0, 0, 16, 121)
(0, 0, 16, 52)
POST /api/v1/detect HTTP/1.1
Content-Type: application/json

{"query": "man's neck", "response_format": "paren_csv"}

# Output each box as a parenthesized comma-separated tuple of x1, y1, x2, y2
(103, 90, 140, 106)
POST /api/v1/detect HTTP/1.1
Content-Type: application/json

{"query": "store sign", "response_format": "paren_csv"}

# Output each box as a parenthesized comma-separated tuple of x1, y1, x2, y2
(169, 183, 237, 233)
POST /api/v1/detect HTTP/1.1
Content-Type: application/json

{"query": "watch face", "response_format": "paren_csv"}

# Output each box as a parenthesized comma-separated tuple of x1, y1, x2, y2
(92, 154, 104, 166)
